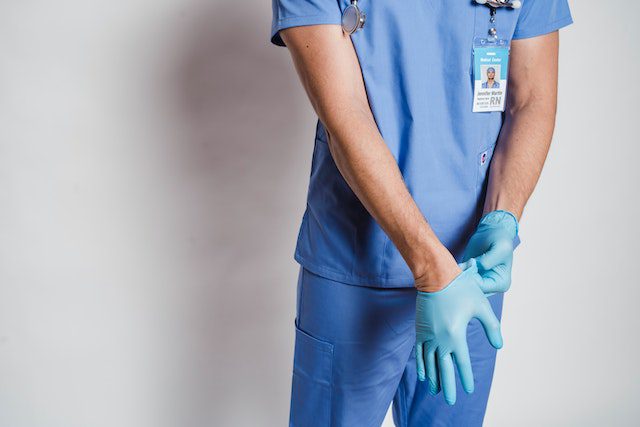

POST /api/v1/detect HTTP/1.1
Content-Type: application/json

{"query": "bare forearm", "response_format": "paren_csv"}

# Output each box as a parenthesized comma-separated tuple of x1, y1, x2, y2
(484, 102, 556, 219)
(325, 104, 452, 282)
(484, 32, 560, 220)
(281, 25, 459, 289)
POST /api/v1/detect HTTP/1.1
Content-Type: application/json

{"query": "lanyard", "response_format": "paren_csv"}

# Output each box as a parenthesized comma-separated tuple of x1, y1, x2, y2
(488, 7, 498, 40)
(475, 0, 522, 40)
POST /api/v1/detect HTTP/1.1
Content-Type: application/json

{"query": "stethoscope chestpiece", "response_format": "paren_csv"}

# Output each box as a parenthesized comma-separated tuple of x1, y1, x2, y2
(475, 0, 522, 9)
(342, 0, 365, 35)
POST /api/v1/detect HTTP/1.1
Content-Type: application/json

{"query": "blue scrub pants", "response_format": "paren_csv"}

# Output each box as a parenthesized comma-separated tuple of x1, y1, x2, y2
(289, 267, 504, 427)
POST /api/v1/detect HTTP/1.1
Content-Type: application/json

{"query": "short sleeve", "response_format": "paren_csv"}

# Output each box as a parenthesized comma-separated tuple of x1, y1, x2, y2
(270, 0, 343, 46)
(512, 0, 573, 40)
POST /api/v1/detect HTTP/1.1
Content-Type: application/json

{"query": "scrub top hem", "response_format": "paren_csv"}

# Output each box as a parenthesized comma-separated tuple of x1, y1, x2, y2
(294, 251, 416, 289)
(512, 14, 574, 40)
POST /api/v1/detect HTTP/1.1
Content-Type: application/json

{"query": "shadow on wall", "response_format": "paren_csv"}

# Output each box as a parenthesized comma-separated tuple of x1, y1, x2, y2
(152, 2, 309, 425)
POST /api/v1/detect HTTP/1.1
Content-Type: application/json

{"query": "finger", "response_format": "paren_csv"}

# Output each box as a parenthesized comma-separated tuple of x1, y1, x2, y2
(416, 343, 426, 382)
(453, 340, 474, 394)
(458, 259, 475, 271)
(475, 299, 503, 349)
(478, 265, 509, 294)
(426, 348, 439, 395)
(460, 247, 473, 263)
(476, 240, 512, 271)
(438, 352, 456, 405)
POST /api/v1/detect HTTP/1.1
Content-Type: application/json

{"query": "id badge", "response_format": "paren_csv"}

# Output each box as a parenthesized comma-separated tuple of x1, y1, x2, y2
(472, 37, 510, 113)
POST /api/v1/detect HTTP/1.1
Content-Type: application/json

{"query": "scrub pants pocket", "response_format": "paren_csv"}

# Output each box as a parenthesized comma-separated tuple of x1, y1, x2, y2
(289, 321, 334, 427)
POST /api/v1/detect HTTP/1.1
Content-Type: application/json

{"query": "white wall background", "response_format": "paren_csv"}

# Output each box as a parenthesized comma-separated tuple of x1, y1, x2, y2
(0, 1, 637, 426)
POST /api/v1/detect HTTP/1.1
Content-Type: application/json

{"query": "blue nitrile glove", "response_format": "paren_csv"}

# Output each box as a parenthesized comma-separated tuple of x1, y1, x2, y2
(415, 259, 503, 405)
(462, 210, 519, 295)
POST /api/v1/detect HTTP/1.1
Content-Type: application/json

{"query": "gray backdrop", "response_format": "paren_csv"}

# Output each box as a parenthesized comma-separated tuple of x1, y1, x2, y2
(0, 1, 637, 426)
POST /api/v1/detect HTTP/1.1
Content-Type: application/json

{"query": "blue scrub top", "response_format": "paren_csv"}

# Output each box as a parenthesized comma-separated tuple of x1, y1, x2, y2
(271, 0, 572, 287)
(482, 80, 500, 89)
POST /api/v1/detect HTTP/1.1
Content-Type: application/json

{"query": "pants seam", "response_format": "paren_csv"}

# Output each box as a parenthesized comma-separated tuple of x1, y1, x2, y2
(400, 378, 408, 427)
(297, 268, 306, 328)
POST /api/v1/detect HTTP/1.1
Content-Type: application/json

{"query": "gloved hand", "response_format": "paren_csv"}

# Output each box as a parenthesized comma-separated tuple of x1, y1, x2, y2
(415, 259, 503, 405)
(462, 210, 519, 294)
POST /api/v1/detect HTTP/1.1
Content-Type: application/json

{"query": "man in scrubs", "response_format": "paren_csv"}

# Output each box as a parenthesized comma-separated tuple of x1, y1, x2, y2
(270, 0, 572, 425)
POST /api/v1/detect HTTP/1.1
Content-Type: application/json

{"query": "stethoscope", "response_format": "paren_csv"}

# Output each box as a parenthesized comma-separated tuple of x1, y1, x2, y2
(341, 0, 522, 35)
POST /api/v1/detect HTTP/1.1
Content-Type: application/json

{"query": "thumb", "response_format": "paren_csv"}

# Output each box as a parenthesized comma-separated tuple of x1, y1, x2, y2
(475, 240, 511, 271)
(478, 264, 510, 294)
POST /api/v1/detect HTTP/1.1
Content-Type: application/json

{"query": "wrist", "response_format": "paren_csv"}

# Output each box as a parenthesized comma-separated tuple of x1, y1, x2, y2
(479, 209, 519, 237)
(412, 245, 461, 293)
(482, 196, 522, 222)
(416, 260, 478, 297)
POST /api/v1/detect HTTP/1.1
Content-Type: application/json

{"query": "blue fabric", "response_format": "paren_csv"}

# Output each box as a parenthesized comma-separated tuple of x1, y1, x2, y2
(271, 0, 572, 287)
(513, 0, 574, 40)
(481, 80, 500, 89)
(290, 267, 504, 426)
